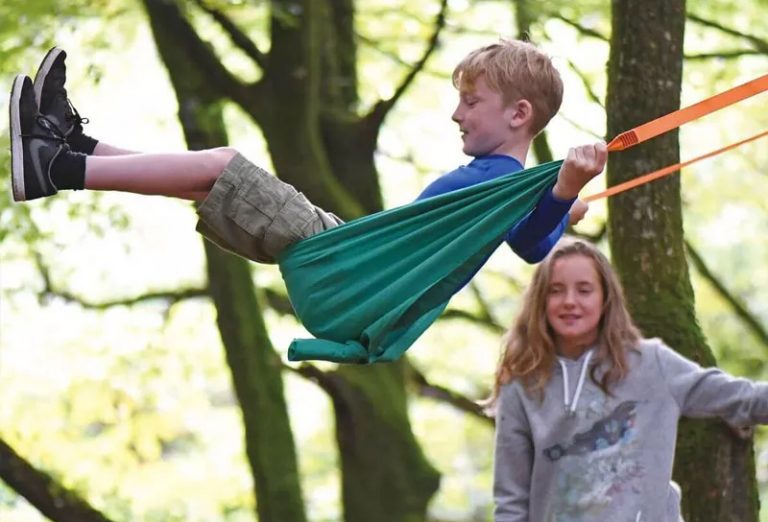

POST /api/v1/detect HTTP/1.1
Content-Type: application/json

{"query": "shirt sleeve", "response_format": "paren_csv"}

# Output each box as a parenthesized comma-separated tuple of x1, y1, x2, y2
(655, 341, 768, 426)
(504, 187, 574, 264)
(493, 384, 533, 521)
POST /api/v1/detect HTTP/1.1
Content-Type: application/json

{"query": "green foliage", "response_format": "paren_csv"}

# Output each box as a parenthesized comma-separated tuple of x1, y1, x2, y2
(0, 0, 767, 520)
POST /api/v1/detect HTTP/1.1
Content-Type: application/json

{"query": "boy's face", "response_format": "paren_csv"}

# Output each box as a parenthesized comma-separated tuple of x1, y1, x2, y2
(452, 74, 521, 157)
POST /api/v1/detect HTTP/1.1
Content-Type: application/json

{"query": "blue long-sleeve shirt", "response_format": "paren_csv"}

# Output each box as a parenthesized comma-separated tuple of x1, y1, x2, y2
(416, 155, 573, 264)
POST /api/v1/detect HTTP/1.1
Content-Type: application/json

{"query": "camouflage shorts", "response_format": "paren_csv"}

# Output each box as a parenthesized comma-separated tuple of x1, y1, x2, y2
(196, 153, 343, 263)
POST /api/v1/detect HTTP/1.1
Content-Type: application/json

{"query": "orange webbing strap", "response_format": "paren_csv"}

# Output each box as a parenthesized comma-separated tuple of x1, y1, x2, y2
(607, 74, 768, 152)
(585, 129, 768, 202)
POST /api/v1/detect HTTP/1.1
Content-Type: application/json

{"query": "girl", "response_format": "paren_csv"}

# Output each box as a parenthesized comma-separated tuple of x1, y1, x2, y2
(489, 238, 768, 521)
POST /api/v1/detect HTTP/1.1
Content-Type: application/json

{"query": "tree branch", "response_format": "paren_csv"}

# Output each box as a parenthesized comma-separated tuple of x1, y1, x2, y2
(439, 309, 506, 334)
(262, 287, 296, 316)
(685, 50, 765, 61)
(687, 14, 768, 53)
(142, 0, 256, 111)
(0, 437, 116, 522)
(407, 363, 493, 425)
(284, 362, 340, 395)
(565, 57, 604, 108)
(193, 0, 268, 69)
(546, 13, 609, 42)
(684, 240, 768, 350)
(286, 358, 495, 427)
(355, 33, 449, 80)
(33, 251, 208, 309)
(557, 112, 604, 140)
(366, 0, 449, 128)
(468, 281, 501, 327)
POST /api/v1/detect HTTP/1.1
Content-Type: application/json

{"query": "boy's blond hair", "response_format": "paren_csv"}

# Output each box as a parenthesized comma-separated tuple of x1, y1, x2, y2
(452, 39, 563, 136)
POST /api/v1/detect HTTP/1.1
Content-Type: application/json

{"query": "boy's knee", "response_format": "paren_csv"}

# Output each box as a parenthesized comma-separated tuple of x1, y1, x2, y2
(205, 147, 239, 177)
(213, 146, 239, 166)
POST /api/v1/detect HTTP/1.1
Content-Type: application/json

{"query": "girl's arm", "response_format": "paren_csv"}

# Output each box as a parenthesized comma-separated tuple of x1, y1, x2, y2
(655, 341, 768, 426)
(493, 384, 533, 521)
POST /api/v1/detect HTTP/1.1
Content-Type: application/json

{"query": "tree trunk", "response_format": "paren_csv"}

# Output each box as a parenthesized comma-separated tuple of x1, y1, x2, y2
(261, 2, 442, 519)
(143, 2, 308, 521)
(204, 245, 308, 522)
(329, 364, 440, 522)
(606, 1, 759, 520)
(513, 0, 554, 165)
(142, 0, 442, 520)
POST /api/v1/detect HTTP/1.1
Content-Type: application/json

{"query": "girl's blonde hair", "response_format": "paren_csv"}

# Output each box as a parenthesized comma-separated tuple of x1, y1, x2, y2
(487, 239, 641, 410)
(452, 39, 563, 136)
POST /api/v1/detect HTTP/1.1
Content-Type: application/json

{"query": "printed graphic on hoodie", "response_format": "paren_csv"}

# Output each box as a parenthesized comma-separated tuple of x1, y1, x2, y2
(545, 392, 645, 522)
(543, 401, 637, 461)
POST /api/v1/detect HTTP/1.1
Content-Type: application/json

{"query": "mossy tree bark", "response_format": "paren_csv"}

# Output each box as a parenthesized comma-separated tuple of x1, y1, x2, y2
(606, 1, 759, 520)
(143, 2, 308, 521)
(141, 0, 443, 519)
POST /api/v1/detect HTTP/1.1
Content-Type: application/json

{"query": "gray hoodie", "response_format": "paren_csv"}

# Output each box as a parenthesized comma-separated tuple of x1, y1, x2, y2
(493, 338, 768, 522)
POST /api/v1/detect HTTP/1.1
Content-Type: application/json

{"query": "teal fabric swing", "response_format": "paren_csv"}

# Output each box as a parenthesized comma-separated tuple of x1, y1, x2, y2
(278, 159, 563, 364)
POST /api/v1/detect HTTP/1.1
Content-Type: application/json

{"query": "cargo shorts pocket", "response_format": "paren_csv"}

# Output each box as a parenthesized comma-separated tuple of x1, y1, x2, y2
(263, 192, 323, 255)
(226, 166, 297, 226)
(222, 174, 319, 260)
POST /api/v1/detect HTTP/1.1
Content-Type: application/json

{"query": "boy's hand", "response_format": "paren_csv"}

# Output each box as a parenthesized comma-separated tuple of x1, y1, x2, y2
(568, 199, 589, 226)
(552, 142, 608, 200)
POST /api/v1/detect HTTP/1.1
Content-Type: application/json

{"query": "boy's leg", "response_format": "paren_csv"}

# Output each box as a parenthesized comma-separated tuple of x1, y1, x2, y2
(84, 148, 236, 198)
(11, 75, 339, 262)
(20, 47, 342, 262)
(92, 142, 138, 156)
(32, 46, 222, 199)
(9, 74, 234, 201)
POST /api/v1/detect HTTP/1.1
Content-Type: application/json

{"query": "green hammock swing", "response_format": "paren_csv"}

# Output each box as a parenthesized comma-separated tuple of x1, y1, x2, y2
(278, 159, 563, 364)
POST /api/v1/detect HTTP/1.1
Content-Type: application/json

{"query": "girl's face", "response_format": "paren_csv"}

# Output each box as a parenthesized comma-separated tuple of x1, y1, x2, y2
(546, 254, 605, 356)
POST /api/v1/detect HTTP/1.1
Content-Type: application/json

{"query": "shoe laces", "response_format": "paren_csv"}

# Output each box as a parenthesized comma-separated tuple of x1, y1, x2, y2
(65, 98, 89, 130)
(21, 114, 68, 144)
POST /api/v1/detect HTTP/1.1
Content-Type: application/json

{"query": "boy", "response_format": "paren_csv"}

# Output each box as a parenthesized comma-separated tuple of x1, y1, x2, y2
(10, 41, 604, 267)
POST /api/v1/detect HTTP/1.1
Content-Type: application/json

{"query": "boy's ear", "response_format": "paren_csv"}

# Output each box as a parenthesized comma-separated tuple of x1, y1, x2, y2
(508, 99, 534, 131)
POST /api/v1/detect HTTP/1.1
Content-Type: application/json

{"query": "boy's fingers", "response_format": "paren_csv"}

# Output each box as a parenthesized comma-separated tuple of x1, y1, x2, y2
(595, 142, 608, 167)
(568, 199, 589, 225)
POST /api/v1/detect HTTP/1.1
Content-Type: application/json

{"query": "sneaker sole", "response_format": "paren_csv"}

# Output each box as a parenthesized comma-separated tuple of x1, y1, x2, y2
(9, 75, 26, 202)
(33, 47, 65, 108)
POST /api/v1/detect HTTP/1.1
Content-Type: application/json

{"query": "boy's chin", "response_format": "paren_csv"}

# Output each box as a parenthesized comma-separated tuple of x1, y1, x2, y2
(464, 146, 489, 157)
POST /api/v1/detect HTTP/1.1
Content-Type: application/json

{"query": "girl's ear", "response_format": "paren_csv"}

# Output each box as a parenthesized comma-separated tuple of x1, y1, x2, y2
(508, 99, 534, 132)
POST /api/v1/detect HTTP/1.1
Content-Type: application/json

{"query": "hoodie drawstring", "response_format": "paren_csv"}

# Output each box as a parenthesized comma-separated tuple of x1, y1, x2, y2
(558, 350, 593, 415)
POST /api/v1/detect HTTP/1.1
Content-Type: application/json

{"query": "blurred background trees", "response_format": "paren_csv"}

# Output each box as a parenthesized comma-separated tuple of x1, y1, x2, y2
(0, 0, 766, 521)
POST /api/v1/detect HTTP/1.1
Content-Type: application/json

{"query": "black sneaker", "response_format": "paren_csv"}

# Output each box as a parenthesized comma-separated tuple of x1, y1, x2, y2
(33, 47, 91, 148)
(10, 75, 70, 201)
